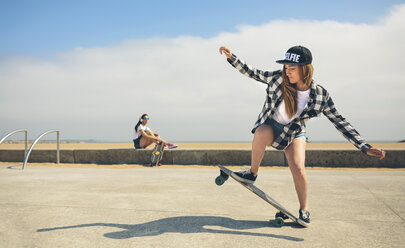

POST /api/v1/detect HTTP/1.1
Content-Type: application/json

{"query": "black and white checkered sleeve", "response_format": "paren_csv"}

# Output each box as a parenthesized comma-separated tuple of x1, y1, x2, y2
(227, 54, 280, 85)
(322, 94, 372, 154)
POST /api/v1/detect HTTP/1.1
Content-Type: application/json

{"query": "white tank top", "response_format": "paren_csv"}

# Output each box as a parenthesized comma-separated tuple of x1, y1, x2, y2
(273, 89, 310, 125)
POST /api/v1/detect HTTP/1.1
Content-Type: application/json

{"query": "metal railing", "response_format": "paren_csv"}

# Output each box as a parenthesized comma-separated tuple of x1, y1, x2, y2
(22, 130, 60, 170)
(0, 129, 28, 156)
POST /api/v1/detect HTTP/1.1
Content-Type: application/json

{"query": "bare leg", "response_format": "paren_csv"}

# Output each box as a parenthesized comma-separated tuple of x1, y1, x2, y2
(139, 136, 155, 148)
(250, 125, 275, 176)
(284, 138, 308, 210)
(146, 130, 169, 145)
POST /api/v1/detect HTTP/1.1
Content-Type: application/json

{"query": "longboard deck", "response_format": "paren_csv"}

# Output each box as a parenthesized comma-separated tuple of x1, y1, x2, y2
(151, 142, 165, 166)
(217, 165, 305, 227)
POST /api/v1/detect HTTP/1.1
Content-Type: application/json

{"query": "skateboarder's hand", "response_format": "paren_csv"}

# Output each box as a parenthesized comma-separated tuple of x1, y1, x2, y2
(219, 46, 232, 59)
(366, 148, 386, 160)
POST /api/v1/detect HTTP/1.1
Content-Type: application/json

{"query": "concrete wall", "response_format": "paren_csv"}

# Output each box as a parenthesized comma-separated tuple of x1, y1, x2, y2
(0, 148, 404, 168)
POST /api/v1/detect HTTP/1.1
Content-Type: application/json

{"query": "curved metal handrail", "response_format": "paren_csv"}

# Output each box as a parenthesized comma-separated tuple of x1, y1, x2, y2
(0, 129, 28, 156)
(22, 130, 60, 170)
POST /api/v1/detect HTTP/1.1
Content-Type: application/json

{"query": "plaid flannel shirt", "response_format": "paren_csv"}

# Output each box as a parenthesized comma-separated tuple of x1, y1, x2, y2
(227, 54, 371, 153)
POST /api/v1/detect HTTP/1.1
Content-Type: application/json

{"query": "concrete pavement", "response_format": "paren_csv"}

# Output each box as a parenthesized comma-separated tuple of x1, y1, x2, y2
(0, 165, 404, 247)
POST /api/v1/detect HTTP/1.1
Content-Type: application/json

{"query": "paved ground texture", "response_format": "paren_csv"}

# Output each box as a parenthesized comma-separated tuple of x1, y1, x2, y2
(1, 164, 404, 248)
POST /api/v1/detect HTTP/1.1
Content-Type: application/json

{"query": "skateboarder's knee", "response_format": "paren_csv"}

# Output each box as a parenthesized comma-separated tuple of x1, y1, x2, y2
(289, 162, 306, 176)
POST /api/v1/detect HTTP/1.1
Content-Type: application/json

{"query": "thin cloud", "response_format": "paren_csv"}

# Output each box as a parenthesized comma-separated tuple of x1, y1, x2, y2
(1, 4, 404, 142)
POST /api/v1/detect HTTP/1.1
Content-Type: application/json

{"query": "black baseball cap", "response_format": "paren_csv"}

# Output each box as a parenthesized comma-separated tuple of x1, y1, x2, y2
(276, 45, 312, 65)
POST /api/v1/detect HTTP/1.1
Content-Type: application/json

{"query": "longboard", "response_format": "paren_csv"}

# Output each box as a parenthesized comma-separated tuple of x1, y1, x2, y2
(215, 165, 307, 227)
(150, 142, 165, 166)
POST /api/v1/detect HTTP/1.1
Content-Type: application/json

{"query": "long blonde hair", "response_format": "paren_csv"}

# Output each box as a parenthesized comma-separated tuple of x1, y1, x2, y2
(281, 64, 314, 118)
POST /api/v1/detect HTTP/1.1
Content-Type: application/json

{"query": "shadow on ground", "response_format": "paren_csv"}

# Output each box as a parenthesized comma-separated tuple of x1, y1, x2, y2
(38, 216, 304, 241)
(7, 165, 22, 170)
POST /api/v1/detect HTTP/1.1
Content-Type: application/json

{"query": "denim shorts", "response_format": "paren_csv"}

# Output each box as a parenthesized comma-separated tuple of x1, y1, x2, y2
(263, 118, 307, 141)
(133, 135, 143, 149)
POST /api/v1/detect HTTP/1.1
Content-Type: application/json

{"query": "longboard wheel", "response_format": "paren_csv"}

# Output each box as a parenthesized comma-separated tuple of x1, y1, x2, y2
(275, 211, 288, 220)
(215, 175, 227, 186)
(219, 170, 229, 179)
(275, 217, 284, 227)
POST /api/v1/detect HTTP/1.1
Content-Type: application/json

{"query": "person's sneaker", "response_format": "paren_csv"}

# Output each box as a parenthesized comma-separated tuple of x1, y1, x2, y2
(232, 168, 257, 184)
(167, 143, 178, 149)
(298, 209, 310, 227)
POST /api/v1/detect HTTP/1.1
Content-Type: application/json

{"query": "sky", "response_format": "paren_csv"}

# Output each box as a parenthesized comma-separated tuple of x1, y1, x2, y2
(0, 0, 404, 143)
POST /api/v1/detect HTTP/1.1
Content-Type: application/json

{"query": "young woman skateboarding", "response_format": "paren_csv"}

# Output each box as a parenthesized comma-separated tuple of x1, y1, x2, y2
(133, 114, 177, 149)
(219, 45, 386, 226)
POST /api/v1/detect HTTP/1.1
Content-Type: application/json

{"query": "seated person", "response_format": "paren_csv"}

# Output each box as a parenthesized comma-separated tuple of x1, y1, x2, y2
(133, 114, 177, 149)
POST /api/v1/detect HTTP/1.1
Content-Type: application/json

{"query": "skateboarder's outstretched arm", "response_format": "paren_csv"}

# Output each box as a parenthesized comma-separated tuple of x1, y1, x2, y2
(322, 94, 385, 160)
(219, 46, 280, 85)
